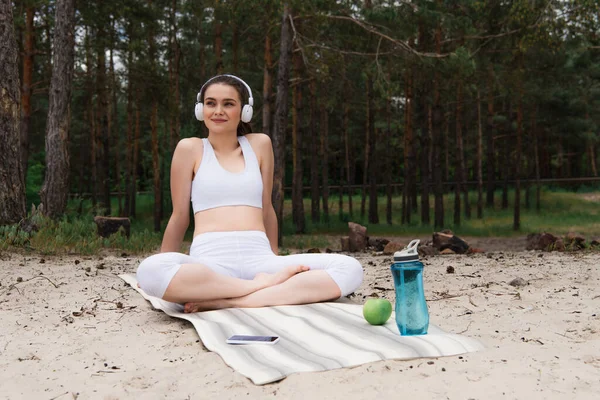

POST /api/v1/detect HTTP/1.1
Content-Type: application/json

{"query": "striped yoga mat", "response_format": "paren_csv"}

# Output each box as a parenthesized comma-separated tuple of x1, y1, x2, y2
(120, 274, 484, 385)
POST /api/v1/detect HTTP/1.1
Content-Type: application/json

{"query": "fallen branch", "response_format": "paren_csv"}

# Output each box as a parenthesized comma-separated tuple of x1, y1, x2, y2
(468, 296, 479, 307)
(1, 275, 59, 296)
(458, 321, 472, 334)
(427, 294, 465, 301)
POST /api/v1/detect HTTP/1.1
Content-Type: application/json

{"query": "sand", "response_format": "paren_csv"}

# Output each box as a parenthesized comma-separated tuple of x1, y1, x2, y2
(1, 243, 599, 399)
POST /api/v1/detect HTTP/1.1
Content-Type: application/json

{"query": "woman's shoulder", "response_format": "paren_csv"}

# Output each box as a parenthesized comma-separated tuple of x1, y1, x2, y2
(175, 137, 204, 154)
(244, 133, 272, 148)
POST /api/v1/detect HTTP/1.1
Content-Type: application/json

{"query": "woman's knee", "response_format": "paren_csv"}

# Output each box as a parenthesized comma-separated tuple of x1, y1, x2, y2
(329, 255, 363, 297)
(137, 252, 190, 298)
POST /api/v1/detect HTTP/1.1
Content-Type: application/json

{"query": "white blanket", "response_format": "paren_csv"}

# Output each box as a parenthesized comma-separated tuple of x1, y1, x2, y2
(120, 274, 484, 385)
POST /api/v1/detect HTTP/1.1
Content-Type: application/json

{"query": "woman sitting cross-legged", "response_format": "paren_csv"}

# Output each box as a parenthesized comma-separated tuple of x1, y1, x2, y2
(136, 74, 364, 313)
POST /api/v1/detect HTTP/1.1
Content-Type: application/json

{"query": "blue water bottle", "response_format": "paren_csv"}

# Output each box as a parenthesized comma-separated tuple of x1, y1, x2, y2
(391, 239, 429, 335)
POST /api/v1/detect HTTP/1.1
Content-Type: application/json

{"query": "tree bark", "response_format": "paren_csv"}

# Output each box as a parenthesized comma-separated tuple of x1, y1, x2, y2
(432, 16, 444, 228)
(262, 33, 273, 137)
(321, 108, 330, 223)
(361, 76, 371, 218)
(402, 68, 413, 224)
(291, 50, 305, 233)
(214, 2, 223, 75)
(109, 20, 121, 216)
(386, 96, 393, 225)
(0, 0, 26, 224)
(169, 0, 181, 153)
(533, 107, 541, 212)
(272, 3, 293, 245)
(124, 22, 134, 217)
(476, 88, 484, 219)
(20, 5, 35, 183)
(513, 69, 524, 231)
(232, 23, 239, 74)
(367, 84, 378, 224)
(96, 24, 111, 214)
(148, 0, 161, 232)
(420, 97, 431, 225)
(131, 87, 141, 218)
(343, 61, 353, 217)
(39, 0, 75, 218)
(453, 83, 462, 226)
(486, 64, 496, 208)
(85, 28, 97, 207)
(309, 79, 320, 223)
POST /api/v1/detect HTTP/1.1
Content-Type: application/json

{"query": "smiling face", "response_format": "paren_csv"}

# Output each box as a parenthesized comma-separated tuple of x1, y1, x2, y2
(203, 83, 242, 134)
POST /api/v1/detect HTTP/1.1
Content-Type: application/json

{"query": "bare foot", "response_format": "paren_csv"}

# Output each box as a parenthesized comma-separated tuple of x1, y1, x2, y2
(253, 265, 310, 289)
(183, 266, 309, 313)
(184, 298, 230, 313)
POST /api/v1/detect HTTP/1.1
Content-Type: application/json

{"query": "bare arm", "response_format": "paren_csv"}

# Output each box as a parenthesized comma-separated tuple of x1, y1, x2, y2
(160, 139, 197, 253)
(257, 134, 279, 254)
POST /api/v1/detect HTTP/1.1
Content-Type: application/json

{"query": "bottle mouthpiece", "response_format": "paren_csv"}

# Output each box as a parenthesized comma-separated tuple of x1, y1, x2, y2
(393, 239, 420, 262)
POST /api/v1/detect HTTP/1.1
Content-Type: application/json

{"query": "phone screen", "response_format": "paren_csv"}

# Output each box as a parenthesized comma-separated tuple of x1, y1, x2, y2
(228, 335, 279, 342)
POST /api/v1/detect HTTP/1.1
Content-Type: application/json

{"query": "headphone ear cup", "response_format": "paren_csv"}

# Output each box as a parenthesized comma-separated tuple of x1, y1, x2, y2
(241, 105, 253, 123)
(195, 103, 204, 121)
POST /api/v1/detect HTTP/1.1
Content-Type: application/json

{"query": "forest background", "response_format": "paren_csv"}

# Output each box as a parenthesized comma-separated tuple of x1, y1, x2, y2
(1, 0, 599, 254)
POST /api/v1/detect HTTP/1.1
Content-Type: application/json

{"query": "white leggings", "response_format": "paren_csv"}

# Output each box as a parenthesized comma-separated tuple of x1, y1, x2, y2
(136, 230, 364, 300)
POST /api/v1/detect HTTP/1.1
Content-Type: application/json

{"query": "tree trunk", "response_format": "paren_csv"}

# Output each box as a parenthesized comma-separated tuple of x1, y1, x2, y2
(291, 50, 305, 233)
(109, 22, 121, 216)
(85, 29, 97, 207)
(432, 18, 444, 228)
(214, 5, 223, 75)
(486, 65, 496, 208)
(367, 88, 378, 224)
(586, 112, 598, 177)
(194, 6, 205, 83)
(272, 3, 293, 245)
(131, 88, 141, 218)
(589, 143, 597, 177)
(232, 23, 239, 74)
(420, 101, 431, 225)
(321, 108, 330, 223)
(39, 0, 75, 218)
(386, 96, 393, 225)
(476, 88, 484, 219)
(96, 25, 111, 215)
(453, 82, 462, 226)
(169, 0, 181, 153)
(124, 43, 133, 217)
(533, 107, 541, 212)
(501, 104, 509, 210)
(20, 5, 35, 183)
(343, 62, 353, 217)
(402, 68, 413, 224)
(148, 0, 161, 232)
(0, 0, 26, 224)
(262, 33, 273, 137)
(361, 76, 371, 218)
(513, 76, 523, 231)
(309, 80, 320, 223)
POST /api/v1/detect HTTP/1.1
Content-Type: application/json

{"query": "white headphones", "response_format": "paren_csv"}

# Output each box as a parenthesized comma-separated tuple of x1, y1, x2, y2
(194, 74, 254, 123)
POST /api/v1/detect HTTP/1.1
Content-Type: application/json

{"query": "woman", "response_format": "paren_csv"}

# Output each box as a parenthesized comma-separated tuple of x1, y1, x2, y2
(137, 74, 363, 312)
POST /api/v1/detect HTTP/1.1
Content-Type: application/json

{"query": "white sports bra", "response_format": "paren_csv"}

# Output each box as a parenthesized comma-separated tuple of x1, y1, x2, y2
(191, 136, 263, 213)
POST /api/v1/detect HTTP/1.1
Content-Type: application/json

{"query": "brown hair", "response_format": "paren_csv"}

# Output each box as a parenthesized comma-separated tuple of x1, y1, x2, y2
(199, 75, 253, 136)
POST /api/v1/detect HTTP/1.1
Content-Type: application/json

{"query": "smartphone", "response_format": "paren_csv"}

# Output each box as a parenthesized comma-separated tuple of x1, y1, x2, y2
(226, 335, 280, 345)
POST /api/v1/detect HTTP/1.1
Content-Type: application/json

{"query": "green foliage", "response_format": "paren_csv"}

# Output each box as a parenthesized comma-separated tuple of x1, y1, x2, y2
(25, 160, 44, 208)
(281, 188, 600, 238)
(0, 208, 162, 255)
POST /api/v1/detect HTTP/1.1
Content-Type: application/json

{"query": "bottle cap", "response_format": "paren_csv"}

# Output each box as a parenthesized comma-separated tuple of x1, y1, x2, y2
(393, 239, 420, 262)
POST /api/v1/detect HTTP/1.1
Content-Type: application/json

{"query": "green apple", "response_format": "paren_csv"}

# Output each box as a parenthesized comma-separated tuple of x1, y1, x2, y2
(362, 298, 392, 325)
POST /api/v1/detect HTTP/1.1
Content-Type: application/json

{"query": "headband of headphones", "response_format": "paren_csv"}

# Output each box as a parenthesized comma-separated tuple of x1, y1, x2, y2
(196, 74, 254, 106)
(195, 74, 254, 123)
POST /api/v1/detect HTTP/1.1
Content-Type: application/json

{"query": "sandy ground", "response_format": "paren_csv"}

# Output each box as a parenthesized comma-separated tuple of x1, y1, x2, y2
(1, 243, 599, 400)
